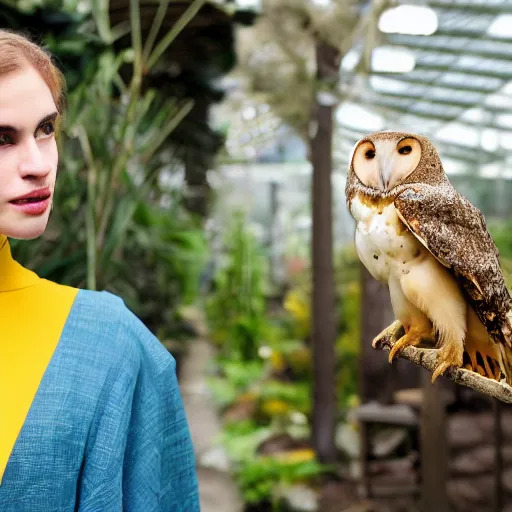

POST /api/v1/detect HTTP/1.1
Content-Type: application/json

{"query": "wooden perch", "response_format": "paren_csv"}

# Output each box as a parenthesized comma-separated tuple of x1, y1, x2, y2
(373, 321, 512, 404)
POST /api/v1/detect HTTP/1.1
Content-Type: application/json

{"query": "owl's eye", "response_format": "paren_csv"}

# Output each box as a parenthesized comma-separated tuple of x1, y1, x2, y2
(365, 149, 375, 159)
(398, 145, 412, 155)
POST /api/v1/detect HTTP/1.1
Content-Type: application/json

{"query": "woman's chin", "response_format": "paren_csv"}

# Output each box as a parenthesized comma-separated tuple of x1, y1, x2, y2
(2, 221, 48, 240)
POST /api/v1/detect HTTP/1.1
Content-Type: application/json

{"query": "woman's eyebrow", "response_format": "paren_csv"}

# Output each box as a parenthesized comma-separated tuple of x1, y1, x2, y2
(36, 112, 59, 128)
(0, 111, 59, 133)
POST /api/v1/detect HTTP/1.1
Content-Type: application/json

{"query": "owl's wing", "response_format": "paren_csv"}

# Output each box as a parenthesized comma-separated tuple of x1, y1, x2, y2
(394, 184, 512, 348)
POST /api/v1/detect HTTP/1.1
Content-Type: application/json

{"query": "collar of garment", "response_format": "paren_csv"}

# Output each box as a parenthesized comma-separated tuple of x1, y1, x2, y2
(0, 235, 78, 485)
(0, 235, 40, 292)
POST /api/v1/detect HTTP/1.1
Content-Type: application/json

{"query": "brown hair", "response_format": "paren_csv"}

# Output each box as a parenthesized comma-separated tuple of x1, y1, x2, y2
(0, 29, 66, 112)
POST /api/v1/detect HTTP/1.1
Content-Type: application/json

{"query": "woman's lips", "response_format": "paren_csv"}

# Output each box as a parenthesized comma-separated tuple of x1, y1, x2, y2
(9, 196, 51, 215)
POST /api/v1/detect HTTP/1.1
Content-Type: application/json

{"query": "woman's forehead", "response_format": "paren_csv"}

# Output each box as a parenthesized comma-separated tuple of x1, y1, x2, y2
(0, 65, 57, 126)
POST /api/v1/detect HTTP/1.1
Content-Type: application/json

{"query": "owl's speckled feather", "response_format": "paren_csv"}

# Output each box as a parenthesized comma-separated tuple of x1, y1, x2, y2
(346, 130, 512, 381)
(395, 184, 512, 349)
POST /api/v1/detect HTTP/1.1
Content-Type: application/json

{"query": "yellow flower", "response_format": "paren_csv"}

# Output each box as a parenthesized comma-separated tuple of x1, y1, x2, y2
(270, 351, 286, 372)
(284, 289, 310, 337)
(288, 346, 312, 372)
(260, 399, 290, 417)
(272, 448, 316, 464)
(238, 392, 258, 403)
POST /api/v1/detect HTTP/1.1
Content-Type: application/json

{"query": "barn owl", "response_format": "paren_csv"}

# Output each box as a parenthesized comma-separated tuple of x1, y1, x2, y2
(345, 131, 512, 383)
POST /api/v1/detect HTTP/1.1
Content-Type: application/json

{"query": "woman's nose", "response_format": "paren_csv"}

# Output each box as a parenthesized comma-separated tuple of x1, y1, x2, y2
(18, 138, 51, 178)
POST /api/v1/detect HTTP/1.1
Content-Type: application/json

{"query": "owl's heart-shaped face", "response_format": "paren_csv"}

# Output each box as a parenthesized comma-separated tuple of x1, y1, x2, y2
(351, 136, 422, 192)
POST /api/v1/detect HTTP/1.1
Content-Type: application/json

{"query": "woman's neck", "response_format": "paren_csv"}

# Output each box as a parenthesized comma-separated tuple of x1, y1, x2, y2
(0, 236, 39, 292)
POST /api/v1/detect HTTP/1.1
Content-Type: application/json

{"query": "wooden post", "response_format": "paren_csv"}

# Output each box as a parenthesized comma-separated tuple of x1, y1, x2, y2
(310, 39, 340, 464)
(493, 399, 503, 512)
(420, 370, 450, 512)
(358, 420, 372, 499)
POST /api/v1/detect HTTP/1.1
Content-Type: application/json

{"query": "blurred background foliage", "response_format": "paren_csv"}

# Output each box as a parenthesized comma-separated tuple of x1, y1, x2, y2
(0, 0, 251, 353)
(204, 209, 361, 507)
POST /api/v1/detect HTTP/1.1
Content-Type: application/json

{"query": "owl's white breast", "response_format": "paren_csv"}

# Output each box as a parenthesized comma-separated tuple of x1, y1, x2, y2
(350, 194, 425, 282)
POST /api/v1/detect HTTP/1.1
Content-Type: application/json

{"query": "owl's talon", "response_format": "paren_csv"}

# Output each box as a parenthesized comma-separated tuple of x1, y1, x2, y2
(431, 362, 449, 382)
(431, 342, 463, 382)
(372, 320, 404, 349)
(388, 327, 426, 363)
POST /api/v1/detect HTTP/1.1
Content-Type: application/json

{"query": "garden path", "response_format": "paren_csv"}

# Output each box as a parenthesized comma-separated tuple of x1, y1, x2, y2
(180, 338, 243, 512)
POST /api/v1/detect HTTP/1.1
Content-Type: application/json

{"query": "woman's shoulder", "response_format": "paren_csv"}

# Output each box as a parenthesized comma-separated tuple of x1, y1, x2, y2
(72, 288, 132, 322)
(67, 289, 175, 373)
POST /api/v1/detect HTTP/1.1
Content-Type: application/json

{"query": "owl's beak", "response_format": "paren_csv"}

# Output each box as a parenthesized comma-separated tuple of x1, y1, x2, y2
(378, 160, 392, 192)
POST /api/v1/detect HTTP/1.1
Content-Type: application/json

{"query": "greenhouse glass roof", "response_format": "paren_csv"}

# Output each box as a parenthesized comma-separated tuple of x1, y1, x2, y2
(218, 1, 512, 177)
(336, 1, 512, 174)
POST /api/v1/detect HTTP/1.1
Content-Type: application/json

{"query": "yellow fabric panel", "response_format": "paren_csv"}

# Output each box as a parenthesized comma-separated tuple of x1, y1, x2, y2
(0, 236, 78, 483)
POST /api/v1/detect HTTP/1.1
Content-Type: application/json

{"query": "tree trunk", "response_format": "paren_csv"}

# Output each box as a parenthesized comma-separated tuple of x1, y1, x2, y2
(182, 101, 212, 218)
(310, 40, 340, 464)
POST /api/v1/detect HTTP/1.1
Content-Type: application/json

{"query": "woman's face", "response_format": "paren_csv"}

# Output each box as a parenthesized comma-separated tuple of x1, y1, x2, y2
(0, 64, 58, 239)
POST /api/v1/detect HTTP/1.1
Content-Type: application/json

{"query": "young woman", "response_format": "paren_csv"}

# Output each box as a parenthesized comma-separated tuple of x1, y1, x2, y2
(0, 30, 199, 510)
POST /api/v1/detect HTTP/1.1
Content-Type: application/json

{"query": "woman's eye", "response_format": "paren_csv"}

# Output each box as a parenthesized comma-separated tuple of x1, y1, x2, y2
(0, 133, 13, 146)
(38, 121, 55, 138)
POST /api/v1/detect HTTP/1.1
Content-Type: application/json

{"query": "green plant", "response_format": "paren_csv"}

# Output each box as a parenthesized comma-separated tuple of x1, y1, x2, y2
(259, 380, 311, 415)
(218, 420, 272, 464)
(335, 244, 361, 410)
(217, 421, 331, 508)
(8, 0, 209, 340)
(205, 212, 267, 360)
(236, 456, 331, 506)
(279, 244, 361, 410)
(207, 359, 265, 408)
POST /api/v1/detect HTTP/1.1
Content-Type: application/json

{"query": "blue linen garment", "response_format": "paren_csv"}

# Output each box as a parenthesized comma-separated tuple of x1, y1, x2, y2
(0, 289, 200, 511)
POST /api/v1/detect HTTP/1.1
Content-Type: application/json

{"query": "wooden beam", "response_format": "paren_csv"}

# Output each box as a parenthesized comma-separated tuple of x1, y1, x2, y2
(370, 73, 502, 93)
(410, 63, 512, 81)
(388, 34, 512, 60)
(435, 28, 512, 42)
(349, 95, 512, 136)
(366, 89, 487, 109)
(360, 87, 512, 118)
(428, 1, 512, 14)
(420, 370, 450, 512)
(310, 39, 339, 465)
(494, 399, 503, 512)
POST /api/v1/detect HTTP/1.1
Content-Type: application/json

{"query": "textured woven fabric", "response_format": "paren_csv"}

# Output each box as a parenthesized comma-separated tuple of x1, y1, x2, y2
(0, 289, 200, 511)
